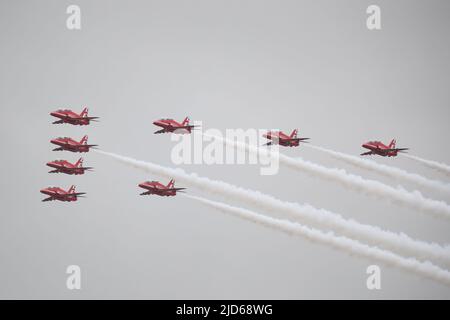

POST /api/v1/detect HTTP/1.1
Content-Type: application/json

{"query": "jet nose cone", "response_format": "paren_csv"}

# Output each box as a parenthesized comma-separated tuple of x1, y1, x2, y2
(40, 188, 47, 194)
(138, 183, 145, 188)
(152, 121, 159, 126)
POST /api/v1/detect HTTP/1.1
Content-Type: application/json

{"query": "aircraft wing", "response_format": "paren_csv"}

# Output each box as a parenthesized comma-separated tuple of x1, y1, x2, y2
(284, 137, 310, 142)
(167, 188, 186, 192)
(140, 189, 160, 195)
(52, 115, 70, 120)
(140, 187, 185, 195)
(70, 192, 86, 197)
(42, 197, 55, 202)
(140, 186, 158, 193)
(389, 148, 409, 152)
(58, 166, 93, 172)
(174, 125, 199, 130)
(154, 128, 167, 134)
(70, 116, 100, 121)
(154, 125, 198, 134)
(360, 151, 374, 156)
(79, 144, 98, 148)
(67, 144, 98, 150)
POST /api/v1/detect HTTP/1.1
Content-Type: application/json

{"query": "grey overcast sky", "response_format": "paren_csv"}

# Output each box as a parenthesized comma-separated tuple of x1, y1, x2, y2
(1, 0, 450, 299)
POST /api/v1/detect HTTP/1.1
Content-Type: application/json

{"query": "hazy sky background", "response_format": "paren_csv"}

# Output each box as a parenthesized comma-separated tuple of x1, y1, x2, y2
(1, 0, 449, 299)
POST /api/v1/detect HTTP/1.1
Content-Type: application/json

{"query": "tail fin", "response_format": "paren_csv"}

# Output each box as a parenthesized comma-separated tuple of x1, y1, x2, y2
(80, 107, 89, 117)
(68, 185, 76, 193)
(167, 179, 175, 188)
(290, 129, 298, 138)
(75, 158, 83, 167)
(182, 117, 190, 126)
(389, 139, 396, 149)
(80, 135, 88, 145)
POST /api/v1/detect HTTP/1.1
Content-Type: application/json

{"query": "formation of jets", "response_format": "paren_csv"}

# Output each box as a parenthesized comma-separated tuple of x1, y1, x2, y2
(41, 111, 410, 202)
(41, 107, 99, 202)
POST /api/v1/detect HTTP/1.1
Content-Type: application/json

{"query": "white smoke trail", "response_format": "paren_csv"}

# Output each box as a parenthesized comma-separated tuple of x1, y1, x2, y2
(303, 144, 450, 195)
(402, 154, 450, 178)
(204, 133, 450, 220)
(183, 194, 450, 287)
(94, 149, 450, 267)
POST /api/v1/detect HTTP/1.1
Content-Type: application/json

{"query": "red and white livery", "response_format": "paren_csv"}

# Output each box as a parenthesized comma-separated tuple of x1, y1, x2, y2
(138, 179, 186, 197)
(50, 107, 99, 126)
(46, 157, 93, 175)
(361, 139, 409, 157)
(153, 117, 197, 134)
(40, 185, 86, 202)
(263, 129, 309, 147)
(50, 135, 98, 153)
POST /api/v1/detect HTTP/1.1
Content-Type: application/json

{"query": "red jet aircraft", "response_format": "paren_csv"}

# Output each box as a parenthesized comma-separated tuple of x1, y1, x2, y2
(361, 139, 409, 157)
(263, 129, 309, 147)
(50, 135, 98, 153)
(40, 185, 86, 202)
(153, 117, 197, 134)
(50, 107, 99, 125)
(138, 179, 186, 197)
(46, 157, 93, 175)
